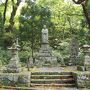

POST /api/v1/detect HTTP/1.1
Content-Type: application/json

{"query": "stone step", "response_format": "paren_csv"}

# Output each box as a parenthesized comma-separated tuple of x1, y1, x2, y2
(31, 78, 75, 84)
(31, 71, 76, 87)
(0, 86, 41, 90)
(31, 72, 72, 75)
(31, 83, 76, 87)
(31, 75, 73, 79)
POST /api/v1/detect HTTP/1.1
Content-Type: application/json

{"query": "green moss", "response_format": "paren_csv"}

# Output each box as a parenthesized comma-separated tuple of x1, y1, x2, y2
(73, 71, 90, 88)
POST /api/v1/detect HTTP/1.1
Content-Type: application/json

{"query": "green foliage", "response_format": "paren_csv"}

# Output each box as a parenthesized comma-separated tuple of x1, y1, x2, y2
(0, 47, 11, 65)
(0, 0, 89, 65)
(19, 0, 52, 51)
(19, 42, 32, 63)
(2, 32, 15, 47)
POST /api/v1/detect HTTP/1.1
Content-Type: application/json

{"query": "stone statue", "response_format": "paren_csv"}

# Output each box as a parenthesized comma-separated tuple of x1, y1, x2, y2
(35, 25, 58, 67)
(42, 25, 48, 44)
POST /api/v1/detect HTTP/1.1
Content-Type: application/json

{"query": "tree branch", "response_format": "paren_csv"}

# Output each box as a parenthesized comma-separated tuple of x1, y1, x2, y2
(6, 0, 21, 32)
(9, 0, 21, 27)
(81, 4, 90, 29)
(72, 0, 86, 4)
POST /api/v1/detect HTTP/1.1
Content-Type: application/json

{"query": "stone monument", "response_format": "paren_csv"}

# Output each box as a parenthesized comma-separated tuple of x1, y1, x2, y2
(69, 36, 79, 65)
(35, 25, 57, 66)
(82, 44, 90, 71)
(42, 25, 48, 44)
(6, 38, 21, 73)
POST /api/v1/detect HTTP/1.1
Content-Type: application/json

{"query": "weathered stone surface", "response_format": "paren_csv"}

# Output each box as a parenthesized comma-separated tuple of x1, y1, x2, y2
(73, 72, 90, 88)
(84, 55, 90, 71)
(0, 72, 31, 86)
(5, 39, 21, 73)
(84, 55, 90, 65)
(82, 44, 90, 71)
(69, 36, 79, 65)
(18, 72, 31, 85)
(34, 26, 58, 67)
(6, 56, 21, 73)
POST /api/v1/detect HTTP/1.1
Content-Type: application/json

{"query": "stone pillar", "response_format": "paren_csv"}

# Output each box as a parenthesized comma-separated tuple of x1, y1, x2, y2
(6, 38, 21, 73)
(69, 36, 79, 65)
(82, 44, 90, 71)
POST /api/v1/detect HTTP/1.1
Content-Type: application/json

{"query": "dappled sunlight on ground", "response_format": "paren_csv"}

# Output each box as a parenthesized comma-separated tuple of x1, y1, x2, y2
(29, 66, 77, 72)
(33, 86, 79, 90)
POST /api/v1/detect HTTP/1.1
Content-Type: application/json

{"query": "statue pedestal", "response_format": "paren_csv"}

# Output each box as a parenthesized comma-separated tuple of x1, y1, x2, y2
(36, 43, 57, 67)
(6, 54, 21, 73)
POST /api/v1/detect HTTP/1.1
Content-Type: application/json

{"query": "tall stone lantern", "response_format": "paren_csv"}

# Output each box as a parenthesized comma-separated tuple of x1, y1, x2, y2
(82, 44, 90, 71)
(6, 38, 21, 73)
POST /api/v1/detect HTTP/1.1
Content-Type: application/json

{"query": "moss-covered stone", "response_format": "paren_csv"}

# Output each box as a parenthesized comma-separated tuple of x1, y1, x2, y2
(0, 72, 31, 87)
(73, 72, 90, 88)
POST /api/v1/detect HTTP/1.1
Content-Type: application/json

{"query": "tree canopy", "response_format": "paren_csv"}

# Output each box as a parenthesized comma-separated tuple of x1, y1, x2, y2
(0, 0, 90, 64)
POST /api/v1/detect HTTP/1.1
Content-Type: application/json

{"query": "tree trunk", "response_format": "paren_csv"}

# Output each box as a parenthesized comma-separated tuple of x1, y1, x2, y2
(3, 0, 8, 27)
(81, 3, 90, 29)
(6, 0, 21, 32)
(72, 0, 90, 30)
(72, 0, 86, 4)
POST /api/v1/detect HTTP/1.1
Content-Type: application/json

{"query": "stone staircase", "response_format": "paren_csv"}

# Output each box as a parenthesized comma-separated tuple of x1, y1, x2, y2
(30, 72, 76, 88)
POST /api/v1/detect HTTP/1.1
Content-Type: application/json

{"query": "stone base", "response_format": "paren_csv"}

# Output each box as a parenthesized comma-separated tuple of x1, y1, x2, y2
(3, 63, 22, 73)
(35, 44, 57, 67)
(5, 67, 22, 73)
(35, 56, 57, 67)
(73, 72, 90, 88)
(6, 58, 21, 73)
(0, 72, 31, 87)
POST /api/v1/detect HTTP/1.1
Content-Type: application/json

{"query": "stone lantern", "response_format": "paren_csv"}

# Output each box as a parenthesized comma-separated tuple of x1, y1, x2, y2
(6, 38, 21, 73)
(82, 44, 90, 71)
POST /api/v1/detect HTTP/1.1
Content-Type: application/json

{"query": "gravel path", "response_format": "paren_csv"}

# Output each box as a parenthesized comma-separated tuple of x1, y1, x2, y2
(32, 66, 77, 72)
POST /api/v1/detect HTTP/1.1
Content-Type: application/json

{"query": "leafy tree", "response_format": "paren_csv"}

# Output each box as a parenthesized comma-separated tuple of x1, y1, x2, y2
(1, 0, 22, 47)
(72, 0, 90, 30)
(19, 0, 52, 50)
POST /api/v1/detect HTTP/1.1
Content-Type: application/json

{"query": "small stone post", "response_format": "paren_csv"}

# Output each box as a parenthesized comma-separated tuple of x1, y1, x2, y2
(82, 44, 90, 71)
(69, 36, 79, 65)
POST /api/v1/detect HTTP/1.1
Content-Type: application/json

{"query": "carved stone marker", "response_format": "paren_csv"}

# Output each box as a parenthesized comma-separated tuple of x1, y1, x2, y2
(82, 44, 90, 71)
(6, 38, 21, 73)
(69, 36, 79, 65)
